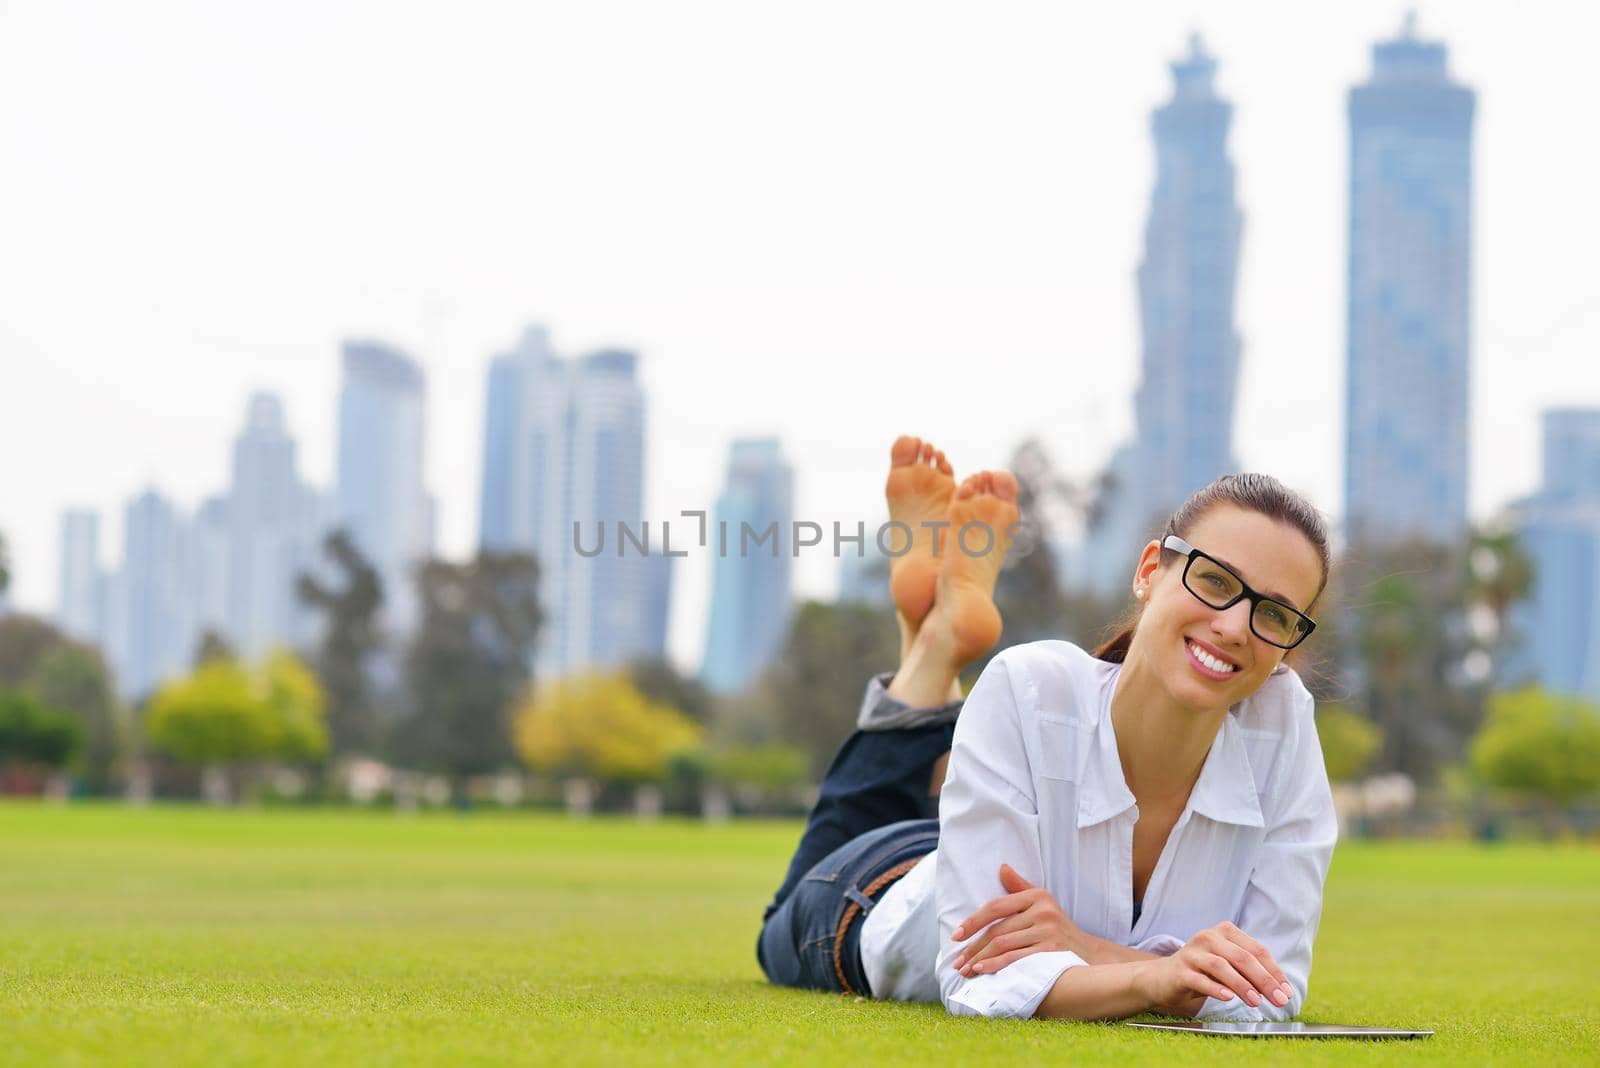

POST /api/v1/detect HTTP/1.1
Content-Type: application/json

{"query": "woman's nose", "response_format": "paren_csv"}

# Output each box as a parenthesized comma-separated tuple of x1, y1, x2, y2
(1211, 599, 1253, 643)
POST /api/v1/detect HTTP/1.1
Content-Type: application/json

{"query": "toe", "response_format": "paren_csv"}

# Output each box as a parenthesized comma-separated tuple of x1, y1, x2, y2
(891, 435, 921, 466)
(991, 471, 1019, 503)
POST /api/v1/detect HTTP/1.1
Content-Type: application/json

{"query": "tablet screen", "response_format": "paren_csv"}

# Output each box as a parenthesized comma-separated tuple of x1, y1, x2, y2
(1126, 1021, 1433, 1039)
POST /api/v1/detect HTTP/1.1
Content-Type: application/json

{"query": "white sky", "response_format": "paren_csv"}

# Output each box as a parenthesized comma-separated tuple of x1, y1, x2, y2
(2, 1, 1597, 672)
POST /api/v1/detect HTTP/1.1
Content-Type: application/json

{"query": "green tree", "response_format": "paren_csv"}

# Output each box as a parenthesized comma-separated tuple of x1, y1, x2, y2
(298, 529, 386, 757)
(1470, 688, 1600, 810)
(514, 672, 703, 785)
(0, 615, 127, 794)
(25, 644, 125, 793)
(394, 551, 541, 799)
(1314, 703, 1383, 783)
(145, 653, 329, 801)
(0, 691, 84, 775)
(0, 528, 10, 597)
(759, 599, 901, 778)
(1337, 539, 1484, 783)
(627, 658, 715, 725)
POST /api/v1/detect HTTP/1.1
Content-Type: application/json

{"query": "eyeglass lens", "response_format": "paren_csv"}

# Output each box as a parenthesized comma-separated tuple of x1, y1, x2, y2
(1184, 557, 1305, 646)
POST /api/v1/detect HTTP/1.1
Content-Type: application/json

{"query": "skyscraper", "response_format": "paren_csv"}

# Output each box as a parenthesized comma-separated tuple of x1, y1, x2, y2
(116, 488, 195, 699)
(225, 392, 326, 657)
(1511, 410, 1600, 699)
(701, 438, 795, 693)
(335, 341, 432, 633)
(1344, 14, 1475, 544)
(57, 510, 103, 644)
(476, 327, 669, 676)
(1083, 35, 1242, 592)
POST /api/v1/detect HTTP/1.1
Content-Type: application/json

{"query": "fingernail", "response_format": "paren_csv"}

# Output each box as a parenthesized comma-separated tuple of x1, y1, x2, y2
(951, 927, 964, 939)
(1280, 985, 1293, 1002)
(1220, 990, 1234, 1000)
(1246, 991, 1260, 1006)
(1272, 988, 1288, 1005)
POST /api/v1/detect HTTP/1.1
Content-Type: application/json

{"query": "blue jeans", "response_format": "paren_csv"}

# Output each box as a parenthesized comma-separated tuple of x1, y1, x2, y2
(756, 674, 960, 996)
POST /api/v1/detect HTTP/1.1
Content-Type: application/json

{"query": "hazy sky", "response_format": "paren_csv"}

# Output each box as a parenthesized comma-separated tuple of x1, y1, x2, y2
(2, 1, 1597, 671)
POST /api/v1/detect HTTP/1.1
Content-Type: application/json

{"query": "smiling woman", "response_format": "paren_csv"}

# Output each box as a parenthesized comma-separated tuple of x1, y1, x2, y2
(757, 441, 1338, 1023)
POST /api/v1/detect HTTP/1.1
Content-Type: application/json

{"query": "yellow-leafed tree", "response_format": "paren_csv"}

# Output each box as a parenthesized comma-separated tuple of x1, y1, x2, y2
(514, 672, 702, 784)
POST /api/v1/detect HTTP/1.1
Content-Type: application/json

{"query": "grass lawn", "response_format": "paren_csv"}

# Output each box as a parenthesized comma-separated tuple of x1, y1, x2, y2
(1, 803, 1597, 1066)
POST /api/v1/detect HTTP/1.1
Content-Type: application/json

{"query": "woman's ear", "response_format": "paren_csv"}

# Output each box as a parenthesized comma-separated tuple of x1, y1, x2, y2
(1131, 539, 1163, 599)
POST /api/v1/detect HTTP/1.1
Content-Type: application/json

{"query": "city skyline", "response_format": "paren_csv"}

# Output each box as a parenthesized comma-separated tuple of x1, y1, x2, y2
(5, 3, 1600, 677)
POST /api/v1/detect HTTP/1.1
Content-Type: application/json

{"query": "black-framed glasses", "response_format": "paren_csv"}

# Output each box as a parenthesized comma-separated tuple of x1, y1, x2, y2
(1160, 534, 1317, 650)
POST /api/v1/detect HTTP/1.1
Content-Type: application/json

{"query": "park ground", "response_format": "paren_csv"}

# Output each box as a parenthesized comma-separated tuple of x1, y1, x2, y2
(1, 804, 1597, 1067)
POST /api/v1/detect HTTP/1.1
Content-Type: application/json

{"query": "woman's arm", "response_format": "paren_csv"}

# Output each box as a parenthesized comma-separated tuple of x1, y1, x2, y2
(1193, 689, 1339, 1022)
(934, 653, 1095, 1018)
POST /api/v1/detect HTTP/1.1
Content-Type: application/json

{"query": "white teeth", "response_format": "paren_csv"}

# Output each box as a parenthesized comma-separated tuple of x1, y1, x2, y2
(1188, 639, 1236, 674)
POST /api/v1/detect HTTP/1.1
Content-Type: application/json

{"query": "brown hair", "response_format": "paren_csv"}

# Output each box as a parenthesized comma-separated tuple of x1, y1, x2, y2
(1092, 473, 1332, 664)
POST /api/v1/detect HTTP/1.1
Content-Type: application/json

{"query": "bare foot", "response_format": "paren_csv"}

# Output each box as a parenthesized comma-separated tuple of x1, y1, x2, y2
(935, 470, 1021, 665)
(885, 435, 955, 633)
(886, 469, 1019, 709)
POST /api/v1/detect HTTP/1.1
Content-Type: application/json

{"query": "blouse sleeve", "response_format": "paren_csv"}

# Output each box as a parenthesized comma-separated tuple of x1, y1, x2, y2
(1197, 688, 1339, 1022)
(934, 651, 1090, 1018)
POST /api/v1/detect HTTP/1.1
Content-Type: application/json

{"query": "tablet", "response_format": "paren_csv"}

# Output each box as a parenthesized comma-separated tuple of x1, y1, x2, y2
(1126, 1021, 1433, 1039)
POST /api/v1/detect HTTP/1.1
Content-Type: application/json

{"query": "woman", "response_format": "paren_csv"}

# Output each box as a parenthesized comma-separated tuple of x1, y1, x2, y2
(757, 435, 1338, 1021)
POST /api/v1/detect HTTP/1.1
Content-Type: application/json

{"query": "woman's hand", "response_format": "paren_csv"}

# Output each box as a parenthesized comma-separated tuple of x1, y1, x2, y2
(950, 864, 1084, 977)
(1134, 922, 1294, 1015)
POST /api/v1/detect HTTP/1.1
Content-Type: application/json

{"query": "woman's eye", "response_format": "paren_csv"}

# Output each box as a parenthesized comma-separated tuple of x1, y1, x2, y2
(1203, 573, 1229, 589)
(1263, 605, 1288, 626)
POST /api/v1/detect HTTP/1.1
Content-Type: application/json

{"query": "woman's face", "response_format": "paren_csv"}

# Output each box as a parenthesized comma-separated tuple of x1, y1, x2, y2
(1129, 504, 1325, 714)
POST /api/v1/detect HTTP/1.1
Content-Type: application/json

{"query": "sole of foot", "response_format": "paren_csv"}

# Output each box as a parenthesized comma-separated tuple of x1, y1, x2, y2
(935, 469, 1021, 666)
(885, 435, 955, 630)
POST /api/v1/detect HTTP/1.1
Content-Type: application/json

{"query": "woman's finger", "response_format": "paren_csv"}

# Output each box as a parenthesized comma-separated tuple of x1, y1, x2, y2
(1215, 941, 1286, 1006)
(959, 928, 1043, 972)
(952, 913, 1033, 968)
(962, 944, 1051, 976)
(950, 891, 1033, 940)
(1193, 952, 1262, 1007)
(1224, 928, 1292, 995)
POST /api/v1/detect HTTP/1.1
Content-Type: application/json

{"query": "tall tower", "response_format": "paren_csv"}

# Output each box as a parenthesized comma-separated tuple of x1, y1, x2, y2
(116, 489, 194, 699)
(701, 439, 795, 693)
(1344, 14, 1475, 544)
(335, 341, 432, 633)
(225, 392, 325, 656)
(1512, 410, 1600, 699)
(476, 327, 667, 676)
(57, 510, 103, 643)
(1083, 35, 1243, 591)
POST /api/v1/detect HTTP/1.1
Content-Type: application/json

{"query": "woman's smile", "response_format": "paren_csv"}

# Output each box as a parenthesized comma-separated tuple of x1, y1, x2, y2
(1184, 636, 1239, 680)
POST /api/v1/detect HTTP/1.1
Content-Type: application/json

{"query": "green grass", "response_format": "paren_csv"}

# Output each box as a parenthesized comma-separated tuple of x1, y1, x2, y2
(1, 804, 1596, 1066)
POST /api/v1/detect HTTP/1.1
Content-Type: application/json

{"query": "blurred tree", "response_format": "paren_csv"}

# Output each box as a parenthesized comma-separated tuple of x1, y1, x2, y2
(0, 615, 68, 687)
(144, 653, 329, 801)
(1470, 688, 1600, 812)
(0, 616, 127, 794)
(261, 651, 330, 763)
(1314, 703, 1383, 783)
(1337, 540, 1484, 784)
(298, 529, 386, 757)
(0, 528, 9, 597)
(627, 658, 715, 724)
(193, 629, 236, 667)
(25, 643, 125, 793)
(759, 599, 901, 778)
(709, 742, 809, 793)
(394, 551, 541, 800)
(0, 690, 83, 777)
(514, 672, 702, 784)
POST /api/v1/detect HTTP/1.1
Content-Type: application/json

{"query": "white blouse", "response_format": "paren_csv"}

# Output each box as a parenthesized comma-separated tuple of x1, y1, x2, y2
(858, 640, 1338, 1021)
